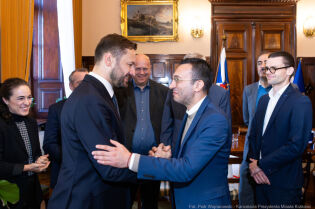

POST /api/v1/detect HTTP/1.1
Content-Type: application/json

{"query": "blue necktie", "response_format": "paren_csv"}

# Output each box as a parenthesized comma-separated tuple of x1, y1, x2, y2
(112, 95, 120, 117)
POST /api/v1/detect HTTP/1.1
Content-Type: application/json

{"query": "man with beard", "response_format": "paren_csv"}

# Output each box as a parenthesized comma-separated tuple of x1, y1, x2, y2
(48, 34, 137, 209)
(92, 58, 232, 209)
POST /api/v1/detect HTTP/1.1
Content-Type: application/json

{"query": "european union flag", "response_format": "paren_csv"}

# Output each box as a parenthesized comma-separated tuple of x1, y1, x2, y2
(293, 59, 305, 93)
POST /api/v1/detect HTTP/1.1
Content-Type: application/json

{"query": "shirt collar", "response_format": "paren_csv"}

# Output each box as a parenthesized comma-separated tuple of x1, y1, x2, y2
(186, 96, 206, 116)
(268, 83, 290, 100)
(89, 72, 114, 97)
(258, 80, 271, 89)
(132, 79, 150, 90)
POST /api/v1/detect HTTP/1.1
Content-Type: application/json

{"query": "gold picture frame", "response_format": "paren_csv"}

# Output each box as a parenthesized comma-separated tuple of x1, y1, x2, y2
(121, 0, 178, 42)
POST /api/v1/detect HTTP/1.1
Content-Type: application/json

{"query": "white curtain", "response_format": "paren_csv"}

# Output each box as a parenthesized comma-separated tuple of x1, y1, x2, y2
(57, 0, 75, 97)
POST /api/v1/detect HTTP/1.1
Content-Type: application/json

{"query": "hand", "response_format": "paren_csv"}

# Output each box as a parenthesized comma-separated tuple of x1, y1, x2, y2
(92, 139, 131, 168)
(249, 158, 270, 185)
(148, 143, 171, 159)
(35, 154, 49, 165)
(24, 161, 50, 173)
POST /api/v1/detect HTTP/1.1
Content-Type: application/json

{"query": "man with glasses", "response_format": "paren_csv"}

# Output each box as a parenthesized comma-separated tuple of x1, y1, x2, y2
(247, 51, 312, 208)
(114, 54, 168, 209)
(239, 52, 271, 206)
(92, 58, 232, 209)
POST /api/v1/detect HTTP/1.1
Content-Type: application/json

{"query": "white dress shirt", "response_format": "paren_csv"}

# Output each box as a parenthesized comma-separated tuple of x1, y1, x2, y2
(262, 83, 290, 135)
(89, 72, 114, 98)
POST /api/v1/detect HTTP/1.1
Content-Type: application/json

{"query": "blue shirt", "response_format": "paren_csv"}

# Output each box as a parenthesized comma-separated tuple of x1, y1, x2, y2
(256, 84, 272, 108)
(132, 80, 157, 154)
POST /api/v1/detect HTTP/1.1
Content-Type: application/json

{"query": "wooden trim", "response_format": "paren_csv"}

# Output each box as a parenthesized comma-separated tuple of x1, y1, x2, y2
(209, 0, 299, 3)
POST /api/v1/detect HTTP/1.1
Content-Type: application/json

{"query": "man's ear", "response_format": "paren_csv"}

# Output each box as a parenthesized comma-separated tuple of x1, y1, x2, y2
(287, 66, 295, 77)
(193, 80, 205, 92)
(2, 97, 9, 105)
(103, 52, 116, 68)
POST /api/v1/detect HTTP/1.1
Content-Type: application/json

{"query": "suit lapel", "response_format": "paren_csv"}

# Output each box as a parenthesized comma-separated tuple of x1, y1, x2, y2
(177, 98, 208, 157)
(127, 82, 137, 119)
(10, 121, 28, 156)
(263, 85, 293, 135)
(174, 113, 187, 158)
(249, 83, 259, 115)
(85, 75, 121, 121)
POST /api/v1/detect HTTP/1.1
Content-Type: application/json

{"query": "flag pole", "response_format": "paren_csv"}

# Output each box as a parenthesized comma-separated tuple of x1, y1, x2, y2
(214, 35, 227, 84)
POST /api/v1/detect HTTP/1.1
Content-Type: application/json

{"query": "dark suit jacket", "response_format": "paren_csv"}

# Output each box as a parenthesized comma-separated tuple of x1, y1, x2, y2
(0, 116, 42, 207)
(43, 99, 66, 188)
(247, 84, 313, 189)
(48, 75, 135, 209)
(114, 79, 168, 150)
(160, 84, 231, 148)
(138, 97, 232, 208)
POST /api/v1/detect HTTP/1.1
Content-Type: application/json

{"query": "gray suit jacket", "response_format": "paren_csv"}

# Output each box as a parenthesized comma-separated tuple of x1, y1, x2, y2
(242, 82, 259, 127)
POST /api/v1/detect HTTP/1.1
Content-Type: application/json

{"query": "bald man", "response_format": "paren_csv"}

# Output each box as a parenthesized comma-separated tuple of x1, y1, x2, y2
(114, 54, 169, 209)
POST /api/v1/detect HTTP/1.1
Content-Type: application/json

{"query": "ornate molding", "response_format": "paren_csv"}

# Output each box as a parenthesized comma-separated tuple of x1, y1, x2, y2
(209, 0, 299, 3)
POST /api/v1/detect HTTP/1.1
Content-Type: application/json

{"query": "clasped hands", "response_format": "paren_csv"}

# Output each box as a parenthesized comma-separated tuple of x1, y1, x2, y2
(249, 158, 270, 185)
(92, 139, 171, 168)
(23, 154, 50, 173)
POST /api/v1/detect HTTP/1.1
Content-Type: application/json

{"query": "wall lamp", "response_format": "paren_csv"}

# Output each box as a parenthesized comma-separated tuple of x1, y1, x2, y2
(303, 16, 315, 38)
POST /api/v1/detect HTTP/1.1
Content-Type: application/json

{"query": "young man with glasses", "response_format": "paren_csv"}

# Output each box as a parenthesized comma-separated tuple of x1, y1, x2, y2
(239, 52, 271, 207)
(114, 54, 168, 209)
(92, 58, 232, 209)
(247, 51, 312, 208)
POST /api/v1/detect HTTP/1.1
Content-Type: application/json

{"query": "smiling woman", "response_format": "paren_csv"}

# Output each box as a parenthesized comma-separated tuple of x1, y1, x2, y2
(0, 78, 50, 209)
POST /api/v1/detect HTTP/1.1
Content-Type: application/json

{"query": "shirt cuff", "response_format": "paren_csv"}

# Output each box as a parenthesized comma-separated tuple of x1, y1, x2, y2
(128, 153, 140, 172)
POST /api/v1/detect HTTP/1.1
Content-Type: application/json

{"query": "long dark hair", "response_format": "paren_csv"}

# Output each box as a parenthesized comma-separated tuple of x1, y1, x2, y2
(0, 78, 29, 121)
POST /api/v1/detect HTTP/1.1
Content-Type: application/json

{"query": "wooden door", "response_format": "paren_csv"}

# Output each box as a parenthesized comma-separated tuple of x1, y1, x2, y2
(216, 22, 253, 128)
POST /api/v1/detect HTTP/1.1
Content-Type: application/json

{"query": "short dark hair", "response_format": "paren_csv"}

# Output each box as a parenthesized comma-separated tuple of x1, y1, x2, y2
(94, 34, 137, 64)
(180, 58, 212, 93)
(268, 51, 295, 67)
(0, 78, 30, 121)
(69, 68, 88, 84)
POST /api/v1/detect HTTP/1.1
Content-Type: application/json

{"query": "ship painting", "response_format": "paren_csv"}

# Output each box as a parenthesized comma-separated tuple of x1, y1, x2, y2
(127, 5, 173, 36)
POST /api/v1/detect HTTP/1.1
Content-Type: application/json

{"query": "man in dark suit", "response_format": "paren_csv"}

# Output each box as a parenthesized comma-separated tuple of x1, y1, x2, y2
(115, 54, 168, 209)
(247, 51, 312, 208)
(92, 58, 232, 209)
(239, 52, 271, 206)
(160, 53, 231, 150)
(43, 68, 88, 190)
(47, 34, 137, 209)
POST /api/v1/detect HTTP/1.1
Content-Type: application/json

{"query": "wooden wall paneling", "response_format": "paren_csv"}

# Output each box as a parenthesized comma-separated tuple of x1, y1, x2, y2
(216, 22, 252, 127)
(32, 0, 64, 118)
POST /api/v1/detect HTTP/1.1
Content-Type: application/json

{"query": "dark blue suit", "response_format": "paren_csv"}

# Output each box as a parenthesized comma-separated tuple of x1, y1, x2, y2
(160, 84, 231, 149)
(138, 97, 232, 209)
(247, 84, 313, 206)
(48, 75, 135, 209)
(43, 99, 66, 189)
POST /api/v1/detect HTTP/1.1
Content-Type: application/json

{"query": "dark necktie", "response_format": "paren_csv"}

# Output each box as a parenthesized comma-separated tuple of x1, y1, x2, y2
(112, 95, 120, 117)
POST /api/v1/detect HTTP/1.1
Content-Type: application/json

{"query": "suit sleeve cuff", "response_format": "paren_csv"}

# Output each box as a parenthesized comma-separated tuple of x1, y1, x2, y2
(12, 164, 24, 176)
(128, 153, 140, 172)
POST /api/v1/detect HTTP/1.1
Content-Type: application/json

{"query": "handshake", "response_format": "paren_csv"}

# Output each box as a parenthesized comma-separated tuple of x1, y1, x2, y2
(148, 143, 172, 159)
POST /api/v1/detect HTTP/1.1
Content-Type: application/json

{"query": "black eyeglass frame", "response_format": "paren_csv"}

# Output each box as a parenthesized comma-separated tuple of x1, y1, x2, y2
(264, 65, 292, 74)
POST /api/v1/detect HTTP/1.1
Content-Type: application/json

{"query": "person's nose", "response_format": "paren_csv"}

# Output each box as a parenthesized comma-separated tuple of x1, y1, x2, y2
(169, 80, 176, 89)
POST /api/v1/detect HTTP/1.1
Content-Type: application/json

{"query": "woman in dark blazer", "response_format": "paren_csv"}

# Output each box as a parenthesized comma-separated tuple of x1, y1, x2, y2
(0, 78, 50, 209)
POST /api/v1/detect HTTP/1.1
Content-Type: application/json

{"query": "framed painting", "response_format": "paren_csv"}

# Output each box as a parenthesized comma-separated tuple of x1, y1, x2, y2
(121, 0, 178, 42)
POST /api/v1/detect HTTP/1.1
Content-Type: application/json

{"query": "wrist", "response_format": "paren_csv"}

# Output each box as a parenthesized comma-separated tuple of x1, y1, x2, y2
(127, 153, 132, 168)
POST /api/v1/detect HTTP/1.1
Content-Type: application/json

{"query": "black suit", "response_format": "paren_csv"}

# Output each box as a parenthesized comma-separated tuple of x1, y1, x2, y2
(115, 79, 168, 209)
(43, 99, 66, 188)
(115, 79, 169, 150)
(0, 116, 43, 209)
(48, 75, 135, 209)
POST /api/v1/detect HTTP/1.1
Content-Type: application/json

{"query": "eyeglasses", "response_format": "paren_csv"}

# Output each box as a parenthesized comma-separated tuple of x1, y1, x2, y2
(264, 66, 292, 74)
(172, 76, 199, 84)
